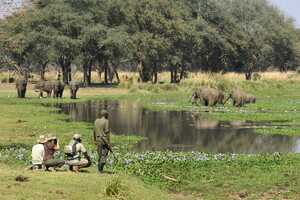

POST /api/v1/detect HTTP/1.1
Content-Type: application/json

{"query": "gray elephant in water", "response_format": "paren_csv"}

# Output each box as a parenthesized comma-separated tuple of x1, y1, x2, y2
(16, 79, 27, 98)
(224, 89, 256, 107)
(191, 87, 224, 106)
(34, 81, 54, 98)
(69, 81, 81, 99)
(53, 80, 65, 98)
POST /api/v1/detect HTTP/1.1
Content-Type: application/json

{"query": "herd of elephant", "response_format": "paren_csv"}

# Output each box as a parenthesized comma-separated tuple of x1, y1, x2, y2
(191, 87, 256, 107)
(15, 79, 256, 107)
(15, 79, 81, 99)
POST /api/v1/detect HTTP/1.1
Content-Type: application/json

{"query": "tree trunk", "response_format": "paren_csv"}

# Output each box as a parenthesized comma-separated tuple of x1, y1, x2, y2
(40, 68, 45, 81)
(180, 63, 187, 81)
(62, 66, 69, 83)
(83, 65, 88, 86)
(170, 69, 174, 83)
(114, 67, 120, 84)
(104, 61, 108, 84)
(152, 62, 158, 84)
(40, 61, 48, 81)
(88, 66, 92, 85)
(68, 66, 72, 82)
(83, 62, 92, 87)
(245, 71, 252, 80)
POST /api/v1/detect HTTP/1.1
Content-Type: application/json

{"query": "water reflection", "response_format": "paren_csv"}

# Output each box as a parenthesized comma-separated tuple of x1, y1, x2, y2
(57, 100, 300, 153)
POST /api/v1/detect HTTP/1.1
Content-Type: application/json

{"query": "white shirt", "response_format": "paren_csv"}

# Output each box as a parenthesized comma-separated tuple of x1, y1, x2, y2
(31, 144, 45, 165)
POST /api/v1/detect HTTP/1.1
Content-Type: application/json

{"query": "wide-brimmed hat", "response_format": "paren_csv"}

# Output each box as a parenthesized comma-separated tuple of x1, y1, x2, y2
(46, 134, 57, 141)
(37, 135, 47, 144)
(73, 133, 81, 140)
(100, 109, 109, 116)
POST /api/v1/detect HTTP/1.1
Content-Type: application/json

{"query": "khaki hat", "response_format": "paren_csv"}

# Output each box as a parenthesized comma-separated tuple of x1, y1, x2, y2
(37, 135, 47, 144)
(73, 133, 81, 140)
(101, 109, 109, 116)
(46, 134, 57, 141)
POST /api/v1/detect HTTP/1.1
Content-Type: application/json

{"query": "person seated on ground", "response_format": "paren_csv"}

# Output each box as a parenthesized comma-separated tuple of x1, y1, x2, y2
(43, 134, 66, 171)
(65, 133, 91, 172)
(31, 135, 47, 170)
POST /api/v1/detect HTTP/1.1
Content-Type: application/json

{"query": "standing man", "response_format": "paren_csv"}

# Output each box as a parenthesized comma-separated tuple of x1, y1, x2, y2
(94, 109, 111, 173)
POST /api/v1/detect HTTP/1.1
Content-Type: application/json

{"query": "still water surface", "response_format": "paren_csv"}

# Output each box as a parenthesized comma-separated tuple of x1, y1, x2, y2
(57, 100, 300, 153)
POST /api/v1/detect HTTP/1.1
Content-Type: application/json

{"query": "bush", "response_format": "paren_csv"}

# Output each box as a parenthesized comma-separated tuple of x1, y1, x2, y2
(105, 177, 128, 199)
(252, 73, 262, 81)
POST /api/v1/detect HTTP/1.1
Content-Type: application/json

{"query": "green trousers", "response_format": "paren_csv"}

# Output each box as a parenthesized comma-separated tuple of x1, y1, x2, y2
(44, 159, 65, 169)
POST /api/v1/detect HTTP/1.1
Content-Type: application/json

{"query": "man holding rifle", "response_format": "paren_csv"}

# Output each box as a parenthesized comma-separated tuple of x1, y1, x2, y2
(93, 109, 112, 173)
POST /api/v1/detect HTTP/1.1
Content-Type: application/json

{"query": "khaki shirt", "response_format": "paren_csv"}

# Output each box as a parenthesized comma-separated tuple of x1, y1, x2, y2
(94, 117, 110, 144)
(69, 140, 87, 160)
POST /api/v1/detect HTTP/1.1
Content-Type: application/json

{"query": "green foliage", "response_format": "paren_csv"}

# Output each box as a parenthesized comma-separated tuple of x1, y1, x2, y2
(1, 0, 300, 82)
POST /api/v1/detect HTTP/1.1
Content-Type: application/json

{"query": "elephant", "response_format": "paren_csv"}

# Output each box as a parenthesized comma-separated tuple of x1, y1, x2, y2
(245, 94, 256, 104)
(34, 81, 54, 98)
(191, 87, 225, 106)
(224, 89, 256, 107)
(16, 79, 27, 98)
(53, 80, 65, 98)
(69, 81, 81, 99)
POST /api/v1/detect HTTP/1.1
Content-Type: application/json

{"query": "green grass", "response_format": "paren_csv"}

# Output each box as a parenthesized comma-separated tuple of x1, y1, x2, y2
(114, 152, 300, 199)
(1, 77, 300, 199)
(0, 164, 171, 200)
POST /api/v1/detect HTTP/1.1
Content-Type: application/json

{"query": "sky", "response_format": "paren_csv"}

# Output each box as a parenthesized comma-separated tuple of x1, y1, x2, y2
(269, 0, 300, 28)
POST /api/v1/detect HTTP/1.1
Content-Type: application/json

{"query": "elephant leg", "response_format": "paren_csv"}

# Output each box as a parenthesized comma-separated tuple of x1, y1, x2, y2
(204, 99, 209, 106)
(22, 89, 26, 98)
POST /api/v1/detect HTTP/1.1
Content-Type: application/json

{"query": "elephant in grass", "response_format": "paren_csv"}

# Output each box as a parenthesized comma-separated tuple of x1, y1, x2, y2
(69, 81, 81, 99)
(245, 94, 256, 104)
(191, 87, 225, 106)
(53, 80, 65, 98)
(224, 89, 256, 107)
(34, 81, 54, 98)
(16, 79, 27, 98)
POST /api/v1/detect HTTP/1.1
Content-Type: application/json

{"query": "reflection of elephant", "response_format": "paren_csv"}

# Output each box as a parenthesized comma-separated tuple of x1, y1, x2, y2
(34, 81, 53, 98)
(224, 89, 256, 107)
(16, 79, 27, 98)
(191, 87, 224, 106)
(69, 81, 80, 99)
(53, 80, 65, 98)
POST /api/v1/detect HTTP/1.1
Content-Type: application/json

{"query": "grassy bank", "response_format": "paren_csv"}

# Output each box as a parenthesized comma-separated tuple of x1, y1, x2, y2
(0, 163, 173, 200)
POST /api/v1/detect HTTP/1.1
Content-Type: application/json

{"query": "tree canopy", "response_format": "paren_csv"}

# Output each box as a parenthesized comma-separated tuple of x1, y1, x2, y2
(1, 0, 300, 83)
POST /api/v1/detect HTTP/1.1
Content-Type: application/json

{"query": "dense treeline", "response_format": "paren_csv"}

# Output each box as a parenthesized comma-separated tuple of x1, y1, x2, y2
(0, 0, 300, 84)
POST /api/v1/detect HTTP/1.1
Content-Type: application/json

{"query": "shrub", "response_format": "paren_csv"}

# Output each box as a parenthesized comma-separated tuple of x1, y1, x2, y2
(252, 73, 262, 81)
(105, 177, 128, 199)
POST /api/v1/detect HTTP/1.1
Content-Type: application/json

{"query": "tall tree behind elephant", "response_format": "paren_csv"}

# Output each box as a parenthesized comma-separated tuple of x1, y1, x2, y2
(34, 81, 54, 98)
(191, 87, 224, 106)
(69, 81, 81, 99)
(53, 80, 65, 98)
(16, 79, 27, 98)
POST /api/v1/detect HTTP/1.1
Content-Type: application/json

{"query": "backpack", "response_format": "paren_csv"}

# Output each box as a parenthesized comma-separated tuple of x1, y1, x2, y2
(64, 141, 79, 159)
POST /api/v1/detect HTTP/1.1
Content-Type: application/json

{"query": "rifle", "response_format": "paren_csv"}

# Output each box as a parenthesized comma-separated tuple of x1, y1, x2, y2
(100, 136, 118, 162)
